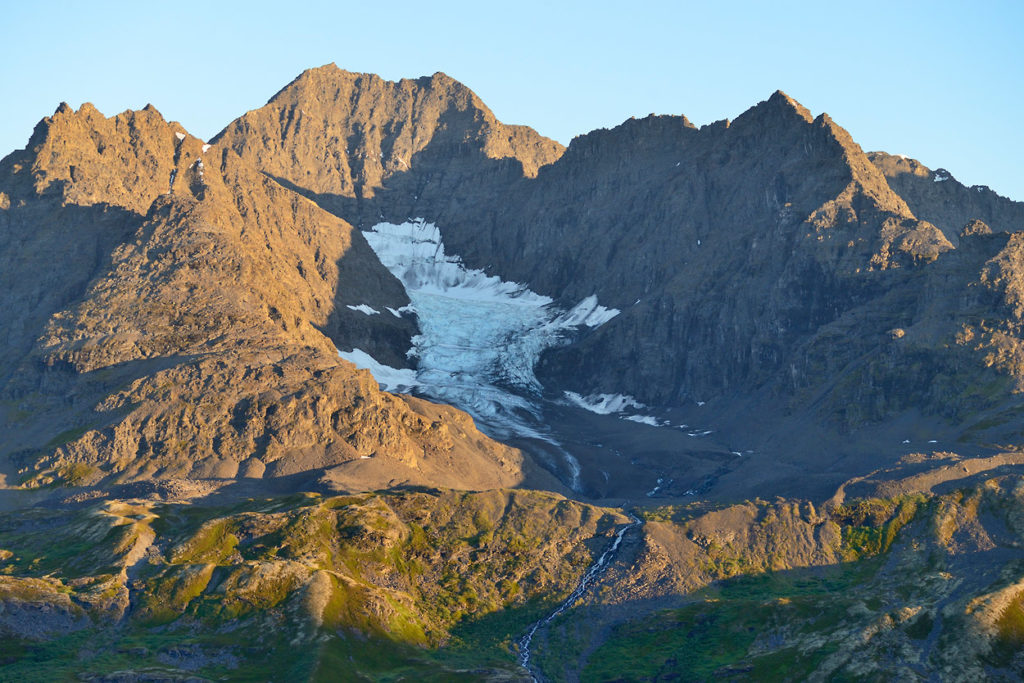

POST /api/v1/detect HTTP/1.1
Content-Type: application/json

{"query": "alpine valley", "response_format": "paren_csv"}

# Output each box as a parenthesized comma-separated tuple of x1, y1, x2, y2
(2, 65, 1024, 681)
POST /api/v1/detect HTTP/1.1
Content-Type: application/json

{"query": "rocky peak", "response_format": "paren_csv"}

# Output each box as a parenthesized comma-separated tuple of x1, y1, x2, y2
(559, 114, 700, 165)
(762, 89, 814, 123)
(7, 101, 211, 216)
(213, 64, 564, 202)
(0, 90, 523, 491)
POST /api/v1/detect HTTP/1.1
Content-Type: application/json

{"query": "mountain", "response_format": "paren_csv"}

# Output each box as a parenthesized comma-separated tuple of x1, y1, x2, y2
(212, 69, 1024, 500)
(0, 99, 535, 493)
(213, 64, 564, 212)
(4, 66, 1024, 681)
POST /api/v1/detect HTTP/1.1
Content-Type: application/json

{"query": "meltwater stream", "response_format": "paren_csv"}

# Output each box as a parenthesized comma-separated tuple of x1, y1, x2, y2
(339, 219, 619, 490)
(517, 514, 641, 680)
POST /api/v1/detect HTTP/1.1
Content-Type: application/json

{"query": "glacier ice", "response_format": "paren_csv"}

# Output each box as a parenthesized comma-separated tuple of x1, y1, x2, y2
(339, 219, 624, 489)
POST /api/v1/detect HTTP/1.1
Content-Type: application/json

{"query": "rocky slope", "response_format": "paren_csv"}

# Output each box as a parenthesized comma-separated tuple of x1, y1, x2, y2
(869, 151, 1024, 243)
(0, 100, 528, 492)
(533, 453, 1024, 681)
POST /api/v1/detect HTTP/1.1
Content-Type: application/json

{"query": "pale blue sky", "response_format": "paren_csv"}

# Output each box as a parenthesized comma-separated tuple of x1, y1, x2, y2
(2, 0, 1021, 199)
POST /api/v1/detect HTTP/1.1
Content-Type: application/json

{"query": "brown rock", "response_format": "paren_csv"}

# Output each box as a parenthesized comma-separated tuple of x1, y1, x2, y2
(0, 99, 524, 492)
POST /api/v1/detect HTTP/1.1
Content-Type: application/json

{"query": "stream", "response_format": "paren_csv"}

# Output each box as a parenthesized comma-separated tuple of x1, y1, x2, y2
(517, 513, 641, 681)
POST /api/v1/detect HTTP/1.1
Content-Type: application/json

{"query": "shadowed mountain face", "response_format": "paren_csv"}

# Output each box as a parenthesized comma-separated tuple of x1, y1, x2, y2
(213, 69, 1024, 459)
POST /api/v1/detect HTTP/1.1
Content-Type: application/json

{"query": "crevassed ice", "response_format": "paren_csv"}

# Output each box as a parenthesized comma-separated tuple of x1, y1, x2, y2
(345, 219, 619, 483)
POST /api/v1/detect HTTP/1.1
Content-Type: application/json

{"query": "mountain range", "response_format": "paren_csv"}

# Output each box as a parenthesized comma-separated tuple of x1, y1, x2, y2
(2, 64, 1024, 680)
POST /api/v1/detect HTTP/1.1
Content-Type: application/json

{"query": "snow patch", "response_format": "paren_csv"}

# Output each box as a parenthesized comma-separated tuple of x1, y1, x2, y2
(622, 414, 666, 427)
(202, 143, 212, 153)
(564, 392, 644, 415)
(556, 295, 619, 327)
(646, 477, 669, 497)
(346, 304, 380, 316)
(174, 132, 186, 141)
(337, 349, 419, 393)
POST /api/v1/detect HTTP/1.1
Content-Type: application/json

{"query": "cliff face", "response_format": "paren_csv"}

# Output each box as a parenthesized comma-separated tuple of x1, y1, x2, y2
(438, 93, 955, 409)
(869, 151, 1024, 243)
(0, 102, 525, 491)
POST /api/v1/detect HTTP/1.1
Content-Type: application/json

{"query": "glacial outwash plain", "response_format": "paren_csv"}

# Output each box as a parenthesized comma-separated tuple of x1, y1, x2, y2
(4, 65, 1024, 681)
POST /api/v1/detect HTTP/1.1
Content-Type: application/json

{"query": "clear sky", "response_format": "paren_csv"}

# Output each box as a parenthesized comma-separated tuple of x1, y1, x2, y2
(2, 0, 1022, 200)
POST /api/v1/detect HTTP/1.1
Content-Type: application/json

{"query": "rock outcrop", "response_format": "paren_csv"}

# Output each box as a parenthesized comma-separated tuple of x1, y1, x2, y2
(869, 151, 1024, 242)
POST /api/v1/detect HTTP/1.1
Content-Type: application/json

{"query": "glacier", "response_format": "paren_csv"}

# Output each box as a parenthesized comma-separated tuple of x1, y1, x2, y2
(340, 219, 622, 488)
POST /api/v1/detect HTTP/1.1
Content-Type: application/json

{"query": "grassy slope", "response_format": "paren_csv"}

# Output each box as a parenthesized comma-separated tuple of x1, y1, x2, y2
(0, 488, 628, 680)
(539, 480, 1024, 681)
(6, 478, 1024, 680)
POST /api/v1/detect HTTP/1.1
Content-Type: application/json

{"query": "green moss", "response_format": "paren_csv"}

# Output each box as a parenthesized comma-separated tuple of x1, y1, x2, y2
(56, 462, 98, 485)
(44, 425, 92, 449)
(988, 592, 1024, 666)
(136, 563, 215, 625)
(837, 494, 924, 561)
(169, 519, 239, 564)
(582, 566, 872, 681)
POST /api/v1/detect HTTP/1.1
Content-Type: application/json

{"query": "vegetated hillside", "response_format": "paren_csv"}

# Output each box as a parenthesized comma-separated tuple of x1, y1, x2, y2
(6, 454, 1024, 680)
(0, 487, 629, 679)
(0, 101, 527, 492)
(531, 455, 1024, 681)
(869, 151, 1024, 243)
